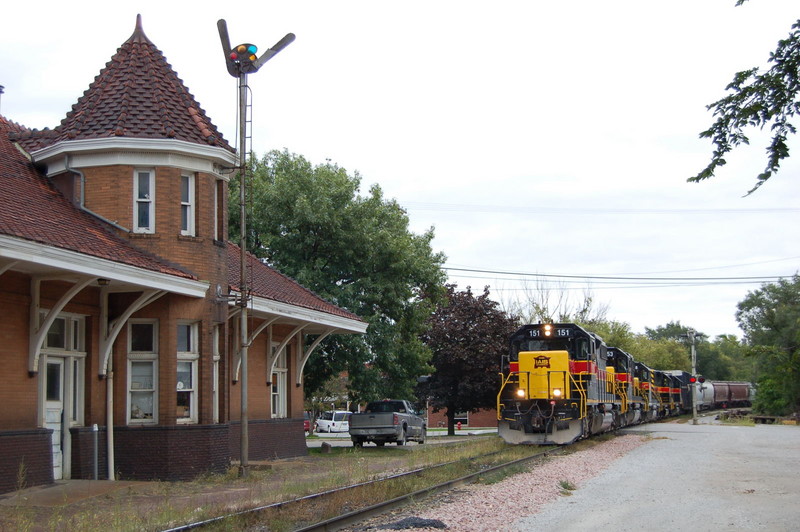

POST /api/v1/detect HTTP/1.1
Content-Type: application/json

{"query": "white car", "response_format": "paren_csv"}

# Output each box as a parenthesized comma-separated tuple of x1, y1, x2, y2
(315, 410, 351, 433)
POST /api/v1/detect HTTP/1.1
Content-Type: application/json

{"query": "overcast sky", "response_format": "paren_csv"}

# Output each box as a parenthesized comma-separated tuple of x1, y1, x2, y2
(2, 1, 799, 339)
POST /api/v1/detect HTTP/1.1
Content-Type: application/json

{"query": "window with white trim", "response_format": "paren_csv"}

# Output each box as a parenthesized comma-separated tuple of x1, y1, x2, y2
(180, 174, 195, 236)
(177, 322, 199, 423)
(41, 312, 86, 426)
(134, 169, 155, 233)
(271, 346, 287, 419)
(128, 320, 158, 423)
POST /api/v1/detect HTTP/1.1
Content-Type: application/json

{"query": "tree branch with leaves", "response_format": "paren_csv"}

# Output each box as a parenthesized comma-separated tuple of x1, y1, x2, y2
(690, 5, 800, 194)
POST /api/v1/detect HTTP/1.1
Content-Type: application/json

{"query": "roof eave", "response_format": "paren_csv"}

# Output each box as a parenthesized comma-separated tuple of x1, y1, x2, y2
(29, 137, 238, 178)
(245, 295, 368, 334)
(0, 234, 208, 297)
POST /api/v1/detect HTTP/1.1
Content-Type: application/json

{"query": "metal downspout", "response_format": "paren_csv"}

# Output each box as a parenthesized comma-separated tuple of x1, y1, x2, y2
(100, 287, 115, 480)
(66, 155, 130, 232)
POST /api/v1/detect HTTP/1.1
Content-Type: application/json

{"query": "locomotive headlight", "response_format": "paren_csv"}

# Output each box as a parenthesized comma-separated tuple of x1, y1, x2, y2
(516, 388, 526, 398)
(552, 388, 562, 398)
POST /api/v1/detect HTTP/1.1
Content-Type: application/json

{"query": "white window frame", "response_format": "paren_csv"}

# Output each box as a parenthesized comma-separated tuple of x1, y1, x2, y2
(176, 321, 199, 424)
(127, 320, 158, 424)
(133, 169, 155, 233)
(271, 346, 288, 419)
(180, 174, 195, 236)
(40, 311, 86, 426)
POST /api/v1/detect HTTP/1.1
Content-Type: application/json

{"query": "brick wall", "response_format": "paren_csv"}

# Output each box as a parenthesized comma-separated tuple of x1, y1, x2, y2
(229, 418, 308, 461)
(427, 407, 498, 428)
(70, 426, 109, 480)
(0, 429, 53, 494)
(112, 424, 230, 481)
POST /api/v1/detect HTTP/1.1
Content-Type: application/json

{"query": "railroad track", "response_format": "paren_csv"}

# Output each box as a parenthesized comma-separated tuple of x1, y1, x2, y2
(162, 445, 562, 532)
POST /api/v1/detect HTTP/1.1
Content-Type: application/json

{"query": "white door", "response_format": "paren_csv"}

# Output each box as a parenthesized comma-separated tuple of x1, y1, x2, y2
(45, 359, 64, 480)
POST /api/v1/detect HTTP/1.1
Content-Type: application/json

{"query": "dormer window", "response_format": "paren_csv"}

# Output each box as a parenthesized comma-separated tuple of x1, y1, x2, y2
(134, 169, 155, 233)
(180, 174, 195, 236)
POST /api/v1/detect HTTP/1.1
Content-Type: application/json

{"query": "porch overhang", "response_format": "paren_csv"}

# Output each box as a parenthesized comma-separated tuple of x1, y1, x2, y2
(0, 234, 209, 297)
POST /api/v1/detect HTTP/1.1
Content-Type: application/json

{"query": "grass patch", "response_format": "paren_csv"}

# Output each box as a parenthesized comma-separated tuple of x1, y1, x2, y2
(0, 436, 544, 532)
(558, 479, 577, 495)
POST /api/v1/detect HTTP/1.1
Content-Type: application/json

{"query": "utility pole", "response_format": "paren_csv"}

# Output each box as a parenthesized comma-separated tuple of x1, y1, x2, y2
(685, 329, 704, 426)
(217, 19, 294, 478)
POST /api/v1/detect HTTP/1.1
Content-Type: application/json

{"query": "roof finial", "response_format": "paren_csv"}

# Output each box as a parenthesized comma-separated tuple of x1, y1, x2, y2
(126, 14, 152, 44)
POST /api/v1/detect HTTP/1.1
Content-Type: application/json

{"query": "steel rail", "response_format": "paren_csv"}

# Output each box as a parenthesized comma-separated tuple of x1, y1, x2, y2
(161, 446, 554, 532)
(294, 447, 563, 532)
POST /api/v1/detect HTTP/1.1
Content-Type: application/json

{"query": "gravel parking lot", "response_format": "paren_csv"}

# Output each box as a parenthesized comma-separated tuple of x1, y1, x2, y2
(515, 421, 800, 531)
(361, 419, 800, 532)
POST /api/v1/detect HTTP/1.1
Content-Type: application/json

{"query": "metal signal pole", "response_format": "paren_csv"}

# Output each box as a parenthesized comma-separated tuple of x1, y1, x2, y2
(217, 19, 294, 478)
(689, 329, 698, 425)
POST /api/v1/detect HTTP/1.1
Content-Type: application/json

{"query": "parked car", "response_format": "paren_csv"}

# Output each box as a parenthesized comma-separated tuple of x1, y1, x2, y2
(315, 410, 351, 433)
(349, 399, 426, 447)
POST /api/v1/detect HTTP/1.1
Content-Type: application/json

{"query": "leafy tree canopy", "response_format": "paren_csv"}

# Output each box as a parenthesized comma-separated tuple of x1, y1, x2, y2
(232, 149, 447, 403)
(418, 284, 518, 435)
(736, 274, 800, 414)
(690, 4, 800, 194)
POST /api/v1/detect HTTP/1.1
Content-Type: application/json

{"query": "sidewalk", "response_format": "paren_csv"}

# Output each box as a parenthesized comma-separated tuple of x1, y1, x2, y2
(0, 479, 143, 508)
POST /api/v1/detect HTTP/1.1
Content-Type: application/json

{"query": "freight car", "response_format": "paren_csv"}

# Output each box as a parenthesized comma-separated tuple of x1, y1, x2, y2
(694, 381, 754, 410)
(496, 323, 751, 445)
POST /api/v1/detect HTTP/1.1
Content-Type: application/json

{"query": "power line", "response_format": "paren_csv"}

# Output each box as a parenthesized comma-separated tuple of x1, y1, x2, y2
(403, 202, 800, 215)
(442, 266, 790, 283)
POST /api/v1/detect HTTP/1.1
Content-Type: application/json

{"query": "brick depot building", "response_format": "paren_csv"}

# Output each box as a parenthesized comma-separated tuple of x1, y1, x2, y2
(0, 17, 366, 493)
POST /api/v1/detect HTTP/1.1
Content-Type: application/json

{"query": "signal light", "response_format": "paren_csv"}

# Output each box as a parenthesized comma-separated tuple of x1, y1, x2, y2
(689, 376, 697, 383)
(226, 42, 261, 74)
(689, 375, 706, 384)
(698, 375, 705, 383)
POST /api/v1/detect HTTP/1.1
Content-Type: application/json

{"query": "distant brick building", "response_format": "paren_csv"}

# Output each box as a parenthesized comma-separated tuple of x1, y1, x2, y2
(0, 16, 365, 494)
(426, 407, 498, 429)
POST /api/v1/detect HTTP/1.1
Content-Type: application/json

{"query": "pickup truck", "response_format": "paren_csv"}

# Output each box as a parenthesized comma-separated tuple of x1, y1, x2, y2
(349, 400, 427, 447)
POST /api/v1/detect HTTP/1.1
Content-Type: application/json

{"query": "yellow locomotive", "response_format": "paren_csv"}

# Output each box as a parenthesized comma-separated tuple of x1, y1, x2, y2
(497, 323, 663, 444)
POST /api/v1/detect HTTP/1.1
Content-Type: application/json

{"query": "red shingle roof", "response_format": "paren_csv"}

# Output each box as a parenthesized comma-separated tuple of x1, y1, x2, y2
(15, 15, 233, 154)
(226, 242, 363, 322)
(0, 115, 196, 280)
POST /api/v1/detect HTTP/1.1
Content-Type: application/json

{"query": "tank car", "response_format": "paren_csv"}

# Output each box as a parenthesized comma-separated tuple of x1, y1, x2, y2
(497, 323, 623, 445)
(711, 381, 753, 408)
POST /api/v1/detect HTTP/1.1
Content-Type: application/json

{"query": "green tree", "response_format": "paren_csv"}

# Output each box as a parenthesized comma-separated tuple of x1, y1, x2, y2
(710, 334, 756, 381)
(585, 320, 637, 353)
(418, 285, 518, 435)
(629, 337, 691, 372)
(736, 275, 800, 414)
(235, 149, 447, 402)
(690, 3, 800, 193)
(644, 321, 696, 341)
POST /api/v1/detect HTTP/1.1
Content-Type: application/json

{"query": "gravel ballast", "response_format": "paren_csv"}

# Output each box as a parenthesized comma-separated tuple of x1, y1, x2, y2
(357, 433, 648, 531)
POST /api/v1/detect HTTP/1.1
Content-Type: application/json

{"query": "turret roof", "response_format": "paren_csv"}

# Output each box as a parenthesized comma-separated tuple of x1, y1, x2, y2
(15, 15, 232, 154)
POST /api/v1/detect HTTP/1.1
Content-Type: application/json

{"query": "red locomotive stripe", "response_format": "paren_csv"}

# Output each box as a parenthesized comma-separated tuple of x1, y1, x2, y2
(616, 374, 629, 382)
(569, 361, 597, 374)
(510, 362, 519, 372)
